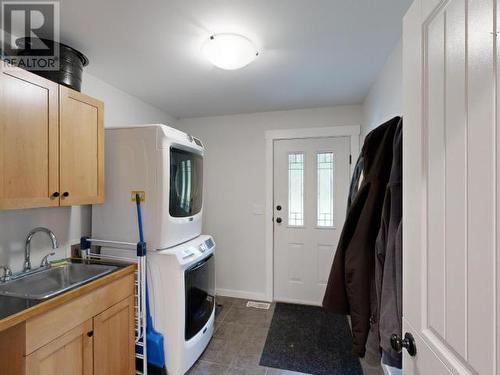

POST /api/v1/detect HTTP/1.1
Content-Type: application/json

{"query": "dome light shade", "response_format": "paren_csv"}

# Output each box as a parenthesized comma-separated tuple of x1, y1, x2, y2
(202, 33, 258, 70)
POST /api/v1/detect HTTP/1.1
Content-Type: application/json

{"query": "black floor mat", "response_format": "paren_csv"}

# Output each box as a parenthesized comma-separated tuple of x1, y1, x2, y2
(260, 303, 363, 375)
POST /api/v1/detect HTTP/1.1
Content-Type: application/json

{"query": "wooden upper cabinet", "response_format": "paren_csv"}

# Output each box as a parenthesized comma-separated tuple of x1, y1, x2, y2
(0, 63, 105, 210)
(59, 86, 104, 206)
(0, 65, 59, 209)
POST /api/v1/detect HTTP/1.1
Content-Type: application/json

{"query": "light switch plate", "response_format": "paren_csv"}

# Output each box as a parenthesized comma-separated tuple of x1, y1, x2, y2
(252, 203, 264, 215)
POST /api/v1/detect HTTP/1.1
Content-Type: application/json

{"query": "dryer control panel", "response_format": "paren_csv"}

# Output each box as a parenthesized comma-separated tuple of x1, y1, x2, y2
(158, 235, 216, 266)
(199, 238, 215, 253)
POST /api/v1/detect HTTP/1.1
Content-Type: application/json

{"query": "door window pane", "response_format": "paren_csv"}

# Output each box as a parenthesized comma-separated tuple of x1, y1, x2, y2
(317, 152, 334, 227)
(288, 153, 304, 226)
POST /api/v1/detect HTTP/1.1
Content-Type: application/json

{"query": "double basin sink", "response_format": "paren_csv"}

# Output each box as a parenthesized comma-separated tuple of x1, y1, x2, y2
(0, 263, 117, 300)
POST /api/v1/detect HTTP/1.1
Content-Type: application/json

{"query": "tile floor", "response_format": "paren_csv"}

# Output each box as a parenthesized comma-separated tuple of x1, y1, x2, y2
(186, 296, 383, 375)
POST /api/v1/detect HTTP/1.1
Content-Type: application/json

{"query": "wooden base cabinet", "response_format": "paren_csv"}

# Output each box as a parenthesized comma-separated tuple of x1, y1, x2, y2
(94, 296, 135, 375)
(26, 320, 93, 375)
(23, 273, 135, 375)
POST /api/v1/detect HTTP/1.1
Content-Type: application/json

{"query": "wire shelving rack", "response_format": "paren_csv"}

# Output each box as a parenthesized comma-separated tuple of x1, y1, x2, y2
(80, 237, 148, 375)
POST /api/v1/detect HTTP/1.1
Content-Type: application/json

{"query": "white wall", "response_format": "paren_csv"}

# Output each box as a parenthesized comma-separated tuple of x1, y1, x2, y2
(82, 73, 177, 127)
(362, 39, 402, 138)
(361, 39, 403, 375)
(177, 106, 362, 300)
(0, 73, 176, 273)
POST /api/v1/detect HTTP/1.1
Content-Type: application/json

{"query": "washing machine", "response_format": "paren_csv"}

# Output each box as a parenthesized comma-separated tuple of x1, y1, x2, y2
(147, 235, 216, 375)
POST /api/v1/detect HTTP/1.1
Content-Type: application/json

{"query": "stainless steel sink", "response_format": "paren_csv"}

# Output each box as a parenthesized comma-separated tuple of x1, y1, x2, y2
(0, 263, 117, 300)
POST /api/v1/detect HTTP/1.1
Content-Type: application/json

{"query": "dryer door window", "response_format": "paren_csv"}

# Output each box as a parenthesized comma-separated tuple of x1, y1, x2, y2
(170, 147, 203, 218)
(185, 254, 215, 340)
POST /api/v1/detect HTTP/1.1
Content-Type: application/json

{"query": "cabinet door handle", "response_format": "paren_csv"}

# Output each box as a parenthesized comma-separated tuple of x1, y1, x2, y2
(51, 192, 60, 198)
(62, 192, 70, 198)
(87, 330, 93, 337)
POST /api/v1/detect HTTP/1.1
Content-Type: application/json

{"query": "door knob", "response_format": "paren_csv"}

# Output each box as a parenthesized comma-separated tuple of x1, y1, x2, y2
(62, 192, 69, 198)
(276, 217, 282, 224)
(51, 192, 60, 198)
(276, 205, 282, 211)
(391, 332, 417, 356)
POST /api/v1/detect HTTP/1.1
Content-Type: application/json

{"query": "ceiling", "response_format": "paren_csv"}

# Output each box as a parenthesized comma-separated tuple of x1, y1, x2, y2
(57, 0, 412, 118)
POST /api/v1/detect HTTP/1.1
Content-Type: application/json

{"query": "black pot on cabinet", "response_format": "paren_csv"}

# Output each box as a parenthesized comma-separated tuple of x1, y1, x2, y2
(15, 37, 89, 92)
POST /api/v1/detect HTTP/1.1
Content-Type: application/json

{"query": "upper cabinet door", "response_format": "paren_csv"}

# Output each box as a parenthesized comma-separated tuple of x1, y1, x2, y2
(0, 65, 60, 209)
(59, 86, 104, 206)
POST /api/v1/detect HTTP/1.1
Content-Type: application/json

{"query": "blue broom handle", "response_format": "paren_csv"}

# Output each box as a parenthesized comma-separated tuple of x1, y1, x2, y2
(136, 194, 144, 243)
(135, 193, 153, 333)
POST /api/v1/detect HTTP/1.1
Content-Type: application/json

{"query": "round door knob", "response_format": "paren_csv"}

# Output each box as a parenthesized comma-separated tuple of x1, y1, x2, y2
(87, 330, 93, 337)
(62, 192, 69, 198)
(276, 217, 282, 224)
(391, 332, 417, 356)
(276, 205, 282, 211)
(52, 192, 60, 198)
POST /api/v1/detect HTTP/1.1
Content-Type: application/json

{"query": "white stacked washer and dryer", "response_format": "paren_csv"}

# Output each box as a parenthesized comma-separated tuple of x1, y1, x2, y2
(92, 124, 215, 375)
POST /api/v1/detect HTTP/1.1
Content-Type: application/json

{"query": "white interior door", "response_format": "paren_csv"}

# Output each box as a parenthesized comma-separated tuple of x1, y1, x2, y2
(403, 0, 498, 373)
(273, 137, 350, 305)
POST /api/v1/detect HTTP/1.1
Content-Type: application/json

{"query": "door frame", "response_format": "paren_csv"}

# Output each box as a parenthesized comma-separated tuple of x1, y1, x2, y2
(264, 125, 361, 302)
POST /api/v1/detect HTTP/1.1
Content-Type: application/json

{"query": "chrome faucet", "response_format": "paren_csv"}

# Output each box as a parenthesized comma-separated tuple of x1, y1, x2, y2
(24, 227, 59, 272)
(0, 266, 12, 282)
(40, 251, 56, 268)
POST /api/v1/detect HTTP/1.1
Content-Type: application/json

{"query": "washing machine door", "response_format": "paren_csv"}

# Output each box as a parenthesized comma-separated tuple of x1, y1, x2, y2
(184, 254, 215, 341)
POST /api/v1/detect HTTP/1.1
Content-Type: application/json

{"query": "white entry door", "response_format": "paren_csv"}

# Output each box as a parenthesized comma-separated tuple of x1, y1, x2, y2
(403, 0, 498, 373)
(273, 137, 351, 305)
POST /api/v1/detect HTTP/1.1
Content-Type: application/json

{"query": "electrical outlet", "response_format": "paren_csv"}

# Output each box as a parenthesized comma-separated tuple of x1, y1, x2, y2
(131, 191, 146, 203)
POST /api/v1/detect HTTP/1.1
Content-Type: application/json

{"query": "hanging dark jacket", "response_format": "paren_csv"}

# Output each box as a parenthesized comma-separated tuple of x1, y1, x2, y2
(322, 116, 400, 357)
(347, 154, 364, 213)
(365, 121, 403, 368)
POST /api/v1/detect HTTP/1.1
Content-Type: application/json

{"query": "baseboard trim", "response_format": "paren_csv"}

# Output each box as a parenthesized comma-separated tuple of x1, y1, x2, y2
(216, 288, 270, 302)
(274, 297, 322, 307)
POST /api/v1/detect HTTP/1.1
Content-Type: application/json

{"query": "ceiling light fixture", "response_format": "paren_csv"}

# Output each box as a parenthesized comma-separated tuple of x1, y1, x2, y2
(202, 33, 259, 70)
